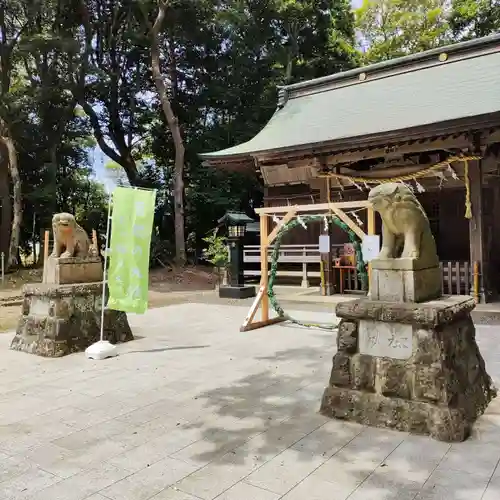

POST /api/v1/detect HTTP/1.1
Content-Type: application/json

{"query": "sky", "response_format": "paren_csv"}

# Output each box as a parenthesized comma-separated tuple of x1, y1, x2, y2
(93, 0, 363, 188)
(92, 147, 112, 191)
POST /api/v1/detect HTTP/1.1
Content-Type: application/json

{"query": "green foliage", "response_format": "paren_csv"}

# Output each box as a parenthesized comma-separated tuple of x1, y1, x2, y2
(0, 0, 111, 261)
(202, 230, 229, 269)
(149, 232, 175, 268)
(450, 0, 500, 39)
(2, 0, 498, 270)
(144, 0, 358, 256)
(355, 0, 451, 63)
(355, 0, 499, 65)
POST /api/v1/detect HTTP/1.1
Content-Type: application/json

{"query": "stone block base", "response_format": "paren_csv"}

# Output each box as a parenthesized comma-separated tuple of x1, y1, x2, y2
(370, 258, 441, 302)
(43, 256, 103, 285)
(320, 296, 496, 442)
(11, 282, 133, 357)
(321, 387, 479, 442)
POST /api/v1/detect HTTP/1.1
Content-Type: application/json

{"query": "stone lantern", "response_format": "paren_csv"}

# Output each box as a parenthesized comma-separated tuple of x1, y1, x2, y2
(218, 212, 256, 299)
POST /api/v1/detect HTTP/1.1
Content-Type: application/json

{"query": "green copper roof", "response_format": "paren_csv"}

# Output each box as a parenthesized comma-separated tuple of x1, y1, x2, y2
(201, 34, 500, 164)
(217, 211, 255, 225)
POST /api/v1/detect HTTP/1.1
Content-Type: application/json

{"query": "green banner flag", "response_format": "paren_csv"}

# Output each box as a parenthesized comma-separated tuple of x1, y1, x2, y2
(107, 187, 156, 314)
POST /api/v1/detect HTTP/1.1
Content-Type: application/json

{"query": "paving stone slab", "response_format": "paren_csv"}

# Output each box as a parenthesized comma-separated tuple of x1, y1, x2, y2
(0, 303, 498, 500)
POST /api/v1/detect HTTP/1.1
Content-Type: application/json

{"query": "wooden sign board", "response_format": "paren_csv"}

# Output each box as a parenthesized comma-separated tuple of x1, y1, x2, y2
(362, 235, 381, 262)
(319, 235, 330, 254)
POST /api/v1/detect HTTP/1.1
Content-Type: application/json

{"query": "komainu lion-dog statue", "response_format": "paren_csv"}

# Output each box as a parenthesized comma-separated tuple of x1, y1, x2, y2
(367, 183, 438, 264)
(51, 213, 96, 259)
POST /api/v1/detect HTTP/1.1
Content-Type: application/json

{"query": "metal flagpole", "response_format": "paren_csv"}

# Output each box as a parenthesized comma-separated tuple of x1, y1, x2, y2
(86, 190, 117, 359)
(99, 191, 113, 342)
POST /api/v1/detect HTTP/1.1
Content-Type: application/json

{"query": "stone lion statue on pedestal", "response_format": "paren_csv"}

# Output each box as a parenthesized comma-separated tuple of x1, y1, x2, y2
(368, 183, 438, 264)
(51, 213, 95, 259)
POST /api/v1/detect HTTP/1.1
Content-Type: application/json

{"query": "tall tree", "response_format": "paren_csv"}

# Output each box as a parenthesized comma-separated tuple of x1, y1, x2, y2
(450, 0, 500, 39)
(273, 0, 359, 83)
(142, 0, 186, 265)
(0, 0, 27, 267)
(145, 0, 358, 251)
(1, 0, 361, 270)
(73, 0, 152, 186)
(20, 0, 83, 214)
(0, 1, 113, 266)
(355, 0, 451, 63)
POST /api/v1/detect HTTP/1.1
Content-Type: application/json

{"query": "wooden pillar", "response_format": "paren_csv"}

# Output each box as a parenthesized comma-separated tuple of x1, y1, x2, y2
(259, 213, 269, 321)
(468, 159, 489, 302)
(319, 177, 334, 295)
(263, 187, 270, 207)
(39, 228, 50, 265)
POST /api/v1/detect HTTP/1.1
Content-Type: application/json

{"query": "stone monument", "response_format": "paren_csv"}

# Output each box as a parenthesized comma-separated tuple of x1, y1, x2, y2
(11, 213, 133, 357)
(320, 183, 496, 442)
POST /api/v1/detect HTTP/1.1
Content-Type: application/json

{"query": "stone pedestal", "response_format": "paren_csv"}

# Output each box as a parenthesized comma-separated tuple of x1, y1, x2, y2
(320, 296, 496, 442)
(11, 283, 133, 357)
(369, 258, 441, 303)
(219, 285, 256, 299)
(43, 256, 103, 285)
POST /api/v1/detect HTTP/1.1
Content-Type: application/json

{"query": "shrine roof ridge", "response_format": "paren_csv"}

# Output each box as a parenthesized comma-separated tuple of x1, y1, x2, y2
(200, 33, 500, 165)
(278, 33, 500, 102)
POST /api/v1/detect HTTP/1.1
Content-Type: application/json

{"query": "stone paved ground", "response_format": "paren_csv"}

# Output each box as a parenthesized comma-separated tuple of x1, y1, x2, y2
(1, 303, 500, 500)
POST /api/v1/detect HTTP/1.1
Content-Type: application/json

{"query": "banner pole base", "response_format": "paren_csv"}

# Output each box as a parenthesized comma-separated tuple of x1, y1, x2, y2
(85, 340, 118, 360)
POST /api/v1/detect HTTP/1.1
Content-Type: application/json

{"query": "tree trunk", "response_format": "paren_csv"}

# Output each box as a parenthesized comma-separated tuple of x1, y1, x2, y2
(0, 144, 11, 259)
(48, 144, 58, 213)
(284, 22, 299, 84)
(78, 100, 140, 186)
(0, 128, 22, 269)
(150, 1, 186, 266)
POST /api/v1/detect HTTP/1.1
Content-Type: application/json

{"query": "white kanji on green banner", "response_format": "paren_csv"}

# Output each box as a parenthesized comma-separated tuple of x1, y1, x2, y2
(107, 187, 156, 314)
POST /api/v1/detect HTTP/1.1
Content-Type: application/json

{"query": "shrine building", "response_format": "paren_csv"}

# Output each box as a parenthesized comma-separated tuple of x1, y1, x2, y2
(201, 34, 500, 303)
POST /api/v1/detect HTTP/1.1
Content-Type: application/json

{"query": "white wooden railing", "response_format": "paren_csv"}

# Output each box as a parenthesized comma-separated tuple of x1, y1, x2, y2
(243, 244, 343, 288)
(244, 244, 474, 296)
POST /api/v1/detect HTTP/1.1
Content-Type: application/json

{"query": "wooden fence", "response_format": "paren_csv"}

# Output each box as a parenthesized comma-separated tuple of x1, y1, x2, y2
(440, 261, 474, 296)
(244, 245, 476, 297)
(243, 244, 363, 292)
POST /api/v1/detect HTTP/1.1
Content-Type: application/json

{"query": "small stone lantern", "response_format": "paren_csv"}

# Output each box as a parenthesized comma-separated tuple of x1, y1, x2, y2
(218, 212, 256, 299)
